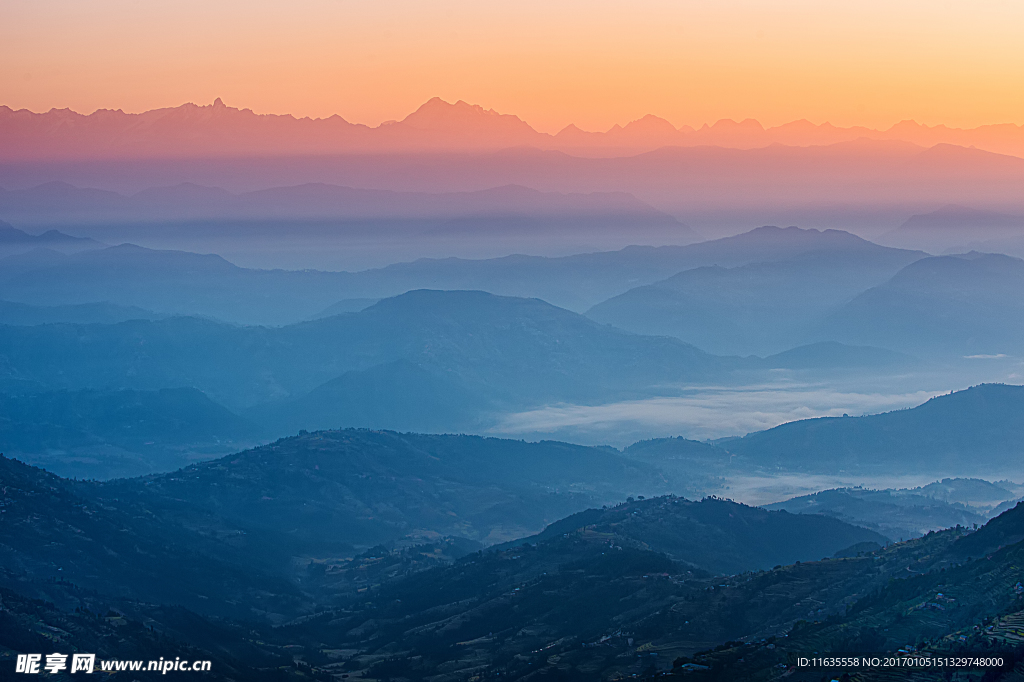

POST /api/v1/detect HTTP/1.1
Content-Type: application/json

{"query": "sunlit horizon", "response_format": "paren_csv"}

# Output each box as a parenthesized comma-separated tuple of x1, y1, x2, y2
(3, 0, 1024, 134)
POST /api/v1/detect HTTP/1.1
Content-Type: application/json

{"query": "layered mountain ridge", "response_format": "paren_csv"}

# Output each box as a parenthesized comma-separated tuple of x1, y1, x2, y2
(4, 96, 1024, 160)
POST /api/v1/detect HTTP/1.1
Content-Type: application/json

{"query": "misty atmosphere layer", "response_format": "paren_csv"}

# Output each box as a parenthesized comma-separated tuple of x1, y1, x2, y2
(2, 94, 1024, 682)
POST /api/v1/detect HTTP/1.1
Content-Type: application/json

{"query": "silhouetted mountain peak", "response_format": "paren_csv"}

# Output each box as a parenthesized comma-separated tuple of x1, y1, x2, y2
(724, 225, 870, 249)
(709, 118, 765, 132)
(620, 114, 678, 135)
(0, 221, 94, 246)
(399, 97, 539, 137)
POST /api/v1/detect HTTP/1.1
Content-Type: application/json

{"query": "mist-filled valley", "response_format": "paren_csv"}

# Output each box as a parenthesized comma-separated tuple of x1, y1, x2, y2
(3, 98, 1024, 681)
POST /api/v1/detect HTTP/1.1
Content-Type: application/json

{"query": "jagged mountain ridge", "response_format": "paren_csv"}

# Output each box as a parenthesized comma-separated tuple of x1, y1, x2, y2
(5, 97, 1024, 158)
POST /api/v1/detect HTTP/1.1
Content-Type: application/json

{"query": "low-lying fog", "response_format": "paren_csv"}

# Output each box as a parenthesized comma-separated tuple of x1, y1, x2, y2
(490, 358, 1023, 447)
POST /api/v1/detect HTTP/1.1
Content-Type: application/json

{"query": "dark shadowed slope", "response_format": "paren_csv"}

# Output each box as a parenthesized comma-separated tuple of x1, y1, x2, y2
(277, 500, 969, 681)
(0, 454, 306, 620)
(0, 587, 303, 682)
(0, 429, 669, 618)
(725, 384, 1024, 474)
(89, 430, 670, 554)
(7, 454, 1024, 680)
(822, 252, 1024, 356)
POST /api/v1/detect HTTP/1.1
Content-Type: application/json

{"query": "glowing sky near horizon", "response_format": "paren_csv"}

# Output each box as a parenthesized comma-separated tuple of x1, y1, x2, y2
(2, 0, 1023, 133)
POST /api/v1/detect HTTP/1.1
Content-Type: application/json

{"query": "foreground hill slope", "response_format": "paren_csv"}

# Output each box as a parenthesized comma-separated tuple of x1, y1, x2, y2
(280, 502, 1012, 680)
(6, 447, 1024, 680)
(0, 454, 305, 620)
(0, 429, 668, 618)
(0, 432, 882, 623)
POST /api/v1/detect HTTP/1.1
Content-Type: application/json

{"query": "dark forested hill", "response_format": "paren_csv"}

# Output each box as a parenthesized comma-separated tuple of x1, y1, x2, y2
(269, 501, 999, 681)
(0, 432, 880, 621)
(499, 496, 887, 574)
(0, 429, 672, 618)
(0, 454, 306, 620)
(88, 429, 670, 555)
(7, 441, 1024, 681)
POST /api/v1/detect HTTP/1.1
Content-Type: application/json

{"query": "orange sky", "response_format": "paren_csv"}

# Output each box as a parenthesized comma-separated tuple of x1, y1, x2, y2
(2, 0, 1023, 134)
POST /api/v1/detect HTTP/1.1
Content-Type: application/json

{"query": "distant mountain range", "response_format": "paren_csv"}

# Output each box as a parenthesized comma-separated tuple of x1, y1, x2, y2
(0, 299, 162, 325)
(4, 97, 1024, 159)
(0, 289, 733, 414)
(822, 252, 1024, 356)
(586, 242, 1024, 357)
(882, 204, 1024, 251)
(4, 99, 1024, 246)
(0, 181, 691, 238)
(765, 484, 997, 541)
(724, 384, 1024, 475)
(0, 225, 930, 322)
(586, 233, 925, 354)
(3, 141, 1023, 233)
(0, 219, 101, 256)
